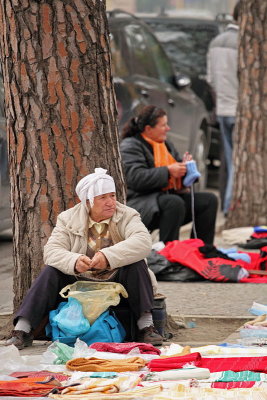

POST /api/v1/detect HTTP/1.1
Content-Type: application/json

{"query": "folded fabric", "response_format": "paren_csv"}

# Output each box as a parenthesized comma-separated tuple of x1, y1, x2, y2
(61, 376, 140, 395)
(147, 352, 201, 371)
(222, 227, 254, 245)
(0, 376, 62, 397)
(160, 345, 191, 358)
(201, 356, 267, 373)
(50, 384, 162, 400)
(66, 356, 146, 372)
(148, 353, 267, 373)
(215, 370, 265, 382)
(10, 370, 68, 381)
(89, 342, 160, 355)
(211, 381, 257, 389)
(150, 385, 267, 399)
(146, 367, 210, 381)
(249, 302, 267, 316)
(254, 226, 267, 233)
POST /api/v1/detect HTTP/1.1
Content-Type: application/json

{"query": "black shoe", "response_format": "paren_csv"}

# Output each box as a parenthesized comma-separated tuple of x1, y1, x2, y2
(5, 330, 34, 350)
(137, 325, 164, 346)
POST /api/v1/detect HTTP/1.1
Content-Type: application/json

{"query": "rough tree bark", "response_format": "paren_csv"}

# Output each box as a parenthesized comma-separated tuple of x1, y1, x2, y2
(226, 0, 267, 227)
(0, 0, 125, 310)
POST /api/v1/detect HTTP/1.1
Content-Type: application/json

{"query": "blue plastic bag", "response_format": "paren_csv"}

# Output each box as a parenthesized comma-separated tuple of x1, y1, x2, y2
(49, 297, 90, 337)
(46, 304, 125, 347)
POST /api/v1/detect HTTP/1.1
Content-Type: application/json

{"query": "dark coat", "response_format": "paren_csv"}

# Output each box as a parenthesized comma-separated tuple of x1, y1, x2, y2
(120, 135, 182, 226)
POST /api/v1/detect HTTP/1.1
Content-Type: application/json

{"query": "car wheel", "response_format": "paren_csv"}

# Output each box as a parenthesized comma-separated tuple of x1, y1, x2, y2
(193, 130, 208, 191)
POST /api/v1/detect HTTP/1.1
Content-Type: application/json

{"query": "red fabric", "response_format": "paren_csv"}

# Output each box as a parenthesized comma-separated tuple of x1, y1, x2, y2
(0, 376, 63, 397)
(147, 352, 201, 371)
(252, 233, 267, 239)
(160, 240, 267, 282)
(148, 354, 267, 373)
(89, 342, 160, 355)
(201, 356, 267, 373)
(10, 371, 68, 381)
(159, 240, 244, 282)
(212, 381, 256, 389)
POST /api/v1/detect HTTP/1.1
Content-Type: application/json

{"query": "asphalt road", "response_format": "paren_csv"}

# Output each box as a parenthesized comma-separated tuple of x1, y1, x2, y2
(1, 226, 266, 319)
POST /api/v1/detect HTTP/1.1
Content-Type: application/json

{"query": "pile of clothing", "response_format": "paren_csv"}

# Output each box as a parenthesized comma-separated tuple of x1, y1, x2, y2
(147, 238, 267, 283)
(2, 338, 267, 399)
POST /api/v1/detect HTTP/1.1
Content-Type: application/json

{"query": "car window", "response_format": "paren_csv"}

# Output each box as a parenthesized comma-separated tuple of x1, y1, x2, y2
(123, 23, 159, 79)
(146, 20, 219, 77)
(109, 30, 130, 78)
(141, 26, 174, 85)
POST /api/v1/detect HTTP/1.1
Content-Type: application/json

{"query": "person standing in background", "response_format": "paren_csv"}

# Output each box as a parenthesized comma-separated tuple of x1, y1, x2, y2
(207, 1, 240, 216)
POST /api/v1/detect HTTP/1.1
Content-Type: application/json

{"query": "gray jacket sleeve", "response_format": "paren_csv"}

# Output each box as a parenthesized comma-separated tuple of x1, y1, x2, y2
(120, 138, 170, 192)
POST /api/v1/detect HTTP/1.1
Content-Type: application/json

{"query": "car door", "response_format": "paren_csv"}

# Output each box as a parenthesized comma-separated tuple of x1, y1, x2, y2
(141, 25, 203, 155)
(121, 22, 170, 114)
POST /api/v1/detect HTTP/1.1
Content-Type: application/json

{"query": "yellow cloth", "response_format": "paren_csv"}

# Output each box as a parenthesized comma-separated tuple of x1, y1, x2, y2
(141, 133, 182, 191)
(66, 356, 146, 372)
(160, 346, 191, 358)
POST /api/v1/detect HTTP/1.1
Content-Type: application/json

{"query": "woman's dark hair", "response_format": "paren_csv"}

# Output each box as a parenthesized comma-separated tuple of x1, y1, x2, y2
(121, 105, 166, 139)
(233, 1, 241, 22)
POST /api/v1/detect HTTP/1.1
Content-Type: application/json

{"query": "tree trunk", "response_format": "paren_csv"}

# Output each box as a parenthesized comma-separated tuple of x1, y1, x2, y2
(226, 0, 267, 228)
(0, 0, 125, 311)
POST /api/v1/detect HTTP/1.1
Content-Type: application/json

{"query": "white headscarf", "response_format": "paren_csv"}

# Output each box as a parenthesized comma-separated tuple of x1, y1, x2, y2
(75, 168, 116, 207)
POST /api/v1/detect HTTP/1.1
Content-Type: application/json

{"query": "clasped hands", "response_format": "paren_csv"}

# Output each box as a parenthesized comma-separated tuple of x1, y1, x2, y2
(75, 252, 108, 274)
(168, 151, 193, 178)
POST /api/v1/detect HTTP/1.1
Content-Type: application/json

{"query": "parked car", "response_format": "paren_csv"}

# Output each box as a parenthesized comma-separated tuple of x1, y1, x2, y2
(108, 9, 212, 189)
(138, 10, 227, 170)
(0, 77, 11, 233)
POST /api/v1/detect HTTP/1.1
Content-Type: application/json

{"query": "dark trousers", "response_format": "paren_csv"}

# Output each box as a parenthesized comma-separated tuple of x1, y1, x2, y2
(14, 260, 153, 331)
(148, 191, 218, 244)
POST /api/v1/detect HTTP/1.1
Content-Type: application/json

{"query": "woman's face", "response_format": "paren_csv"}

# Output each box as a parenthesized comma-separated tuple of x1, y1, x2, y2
(144, 115, 170, 143)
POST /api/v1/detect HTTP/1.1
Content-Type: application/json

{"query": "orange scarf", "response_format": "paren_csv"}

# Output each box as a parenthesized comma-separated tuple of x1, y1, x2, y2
(142, 133, 182, 191)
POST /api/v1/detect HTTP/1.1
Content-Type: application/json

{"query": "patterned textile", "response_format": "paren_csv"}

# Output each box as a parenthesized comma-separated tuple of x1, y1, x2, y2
(86, 224, 113, 258)
(80, 221, 117, 281)
(215, 370, 265, 382)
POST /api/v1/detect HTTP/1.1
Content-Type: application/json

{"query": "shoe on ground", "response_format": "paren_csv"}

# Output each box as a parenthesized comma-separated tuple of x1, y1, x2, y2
(137, 325, 164, 346)
(5, 330, 34, 350)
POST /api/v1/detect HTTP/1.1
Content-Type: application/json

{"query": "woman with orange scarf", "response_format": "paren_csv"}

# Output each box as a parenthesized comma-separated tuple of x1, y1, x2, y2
(120, 105, 218, 244)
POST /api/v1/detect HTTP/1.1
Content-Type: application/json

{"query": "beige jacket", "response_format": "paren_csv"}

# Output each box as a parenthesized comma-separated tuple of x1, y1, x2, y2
(43, 201, 152, 276)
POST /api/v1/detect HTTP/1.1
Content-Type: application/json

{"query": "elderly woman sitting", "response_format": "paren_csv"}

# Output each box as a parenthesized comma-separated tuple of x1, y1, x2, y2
(6, 168, 163, 349)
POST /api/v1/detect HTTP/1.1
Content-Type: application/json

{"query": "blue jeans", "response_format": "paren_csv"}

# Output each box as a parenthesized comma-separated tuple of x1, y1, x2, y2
(217, 116, 235, 214)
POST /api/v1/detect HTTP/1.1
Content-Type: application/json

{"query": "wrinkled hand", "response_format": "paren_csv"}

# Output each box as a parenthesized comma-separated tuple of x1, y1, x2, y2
(75, 255, 92, 274)
(90, 252, 108, 271)
(168, 162, 187, 178)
